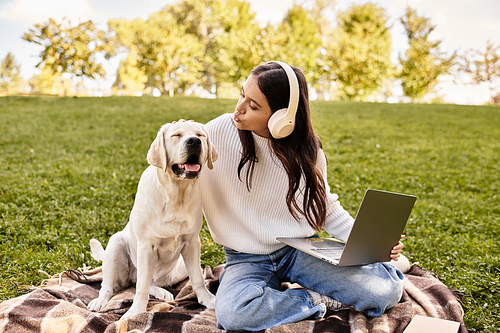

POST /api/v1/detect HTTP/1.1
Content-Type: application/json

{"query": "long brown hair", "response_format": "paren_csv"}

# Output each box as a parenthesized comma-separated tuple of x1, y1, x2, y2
(237, 62, 327, 231)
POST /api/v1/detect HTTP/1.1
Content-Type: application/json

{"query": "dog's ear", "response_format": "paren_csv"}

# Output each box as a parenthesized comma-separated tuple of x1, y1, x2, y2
(147, 127, 168, 172)
(205, 129, 218, 170)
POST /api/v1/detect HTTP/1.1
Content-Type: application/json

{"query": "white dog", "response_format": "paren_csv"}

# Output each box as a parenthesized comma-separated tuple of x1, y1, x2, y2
(87, 120, 217, 320)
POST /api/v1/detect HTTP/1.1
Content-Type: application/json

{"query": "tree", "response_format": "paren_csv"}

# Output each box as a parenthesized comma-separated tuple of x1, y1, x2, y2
(206, 0, 263, 90)
(22, 18, 112, 84)
(28, 67, 61, 95)
(112, 48, 148, 96)
(305, 0, 336, 99)
(167, 0, 262, 96)
(307, 0, 335, 38)
(398, 6, 455, 101)
(325, 3, 393, 100)
(107, 18, 148, 95)
(109, 10, 204, 97)
(461, 40, 500, 103)
(264, 5, 323, 86)
(0, 52, 24, 94)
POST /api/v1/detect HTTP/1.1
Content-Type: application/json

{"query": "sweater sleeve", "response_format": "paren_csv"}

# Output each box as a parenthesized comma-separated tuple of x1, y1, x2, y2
(317, 149, 354, 242)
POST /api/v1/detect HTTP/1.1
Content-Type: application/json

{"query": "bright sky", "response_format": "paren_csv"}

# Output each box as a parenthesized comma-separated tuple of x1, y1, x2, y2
(1, 0, 499, 104)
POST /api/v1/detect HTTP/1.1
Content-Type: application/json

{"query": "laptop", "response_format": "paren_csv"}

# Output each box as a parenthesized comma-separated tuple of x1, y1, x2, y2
(277, 189, 416, 266)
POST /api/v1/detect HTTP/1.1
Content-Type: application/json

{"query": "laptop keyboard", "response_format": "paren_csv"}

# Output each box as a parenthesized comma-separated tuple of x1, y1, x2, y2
(311, 247, 343, 259)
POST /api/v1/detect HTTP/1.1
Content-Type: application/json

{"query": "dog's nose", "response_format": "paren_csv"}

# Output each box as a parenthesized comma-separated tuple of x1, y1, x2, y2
(186, 137, 201, 147)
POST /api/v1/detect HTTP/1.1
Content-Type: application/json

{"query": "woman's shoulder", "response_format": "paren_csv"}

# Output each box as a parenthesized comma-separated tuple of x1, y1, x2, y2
(206, 113, 232, 126)
(205, 113, 236, 135)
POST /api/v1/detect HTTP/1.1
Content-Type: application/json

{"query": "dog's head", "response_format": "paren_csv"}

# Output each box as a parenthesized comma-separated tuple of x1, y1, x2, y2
(146, 120, 217, 180)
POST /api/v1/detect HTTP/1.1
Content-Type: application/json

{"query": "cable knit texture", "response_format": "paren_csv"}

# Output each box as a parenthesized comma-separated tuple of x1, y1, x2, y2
(199, 113, 354, 254)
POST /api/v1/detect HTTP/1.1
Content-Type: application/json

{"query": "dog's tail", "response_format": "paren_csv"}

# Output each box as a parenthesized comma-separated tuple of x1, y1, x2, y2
(89, 239, 105, 262)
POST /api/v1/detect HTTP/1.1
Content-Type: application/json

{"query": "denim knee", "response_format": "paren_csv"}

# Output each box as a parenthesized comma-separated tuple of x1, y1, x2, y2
(215, 283, 264, 331)
(361, 264, 405, 317)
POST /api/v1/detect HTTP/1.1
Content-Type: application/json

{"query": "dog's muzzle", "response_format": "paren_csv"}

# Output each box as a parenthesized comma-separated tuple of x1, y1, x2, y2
(172, 137, 203, 179)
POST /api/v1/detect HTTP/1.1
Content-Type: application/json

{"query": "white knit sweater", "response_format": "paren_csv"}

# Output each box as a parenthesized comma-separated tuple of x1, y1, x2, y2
(199, 113, 354, 254)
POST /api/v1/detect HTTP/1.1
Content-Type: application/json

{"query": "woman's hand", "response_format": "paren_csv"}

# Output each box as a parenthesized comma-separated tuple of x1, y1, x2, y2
(390, 235, 405, 261)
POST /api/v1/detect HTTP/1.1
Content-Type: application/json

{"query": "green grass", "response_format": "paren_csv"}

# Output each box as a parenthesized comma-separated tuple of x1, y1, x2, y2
(1, 96, 499, 332)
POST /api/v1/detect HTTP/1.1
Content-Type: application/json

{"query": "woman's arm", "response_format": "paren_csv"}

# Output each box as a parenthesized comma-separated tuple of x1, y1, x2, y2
(318, 149, 406, 259)
(317, 149, 355, 242)
(390, 235, 405, 261)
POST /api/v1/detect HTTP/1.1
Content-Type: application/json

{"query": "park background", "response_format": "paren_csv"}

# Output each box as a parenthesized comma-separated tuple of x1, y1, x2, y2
(0, 0, 499, 332)
(0, 0, 499, 104)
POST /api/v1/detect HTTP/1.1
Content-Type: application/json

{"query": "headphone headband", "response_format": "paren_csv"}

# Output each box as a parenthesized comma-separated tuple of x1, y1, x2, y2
(266, 61, 300, 139)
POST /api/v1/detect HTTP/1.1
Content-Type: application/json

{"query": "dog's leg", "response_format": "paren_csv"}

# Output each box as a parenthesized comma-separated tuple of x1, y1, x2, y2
(149, 257, 186, 301)
(181, 236, 216, 309)
(88, 234, 131, 312)
(121, 242, 156, 320)
(149, 285, 174, 301)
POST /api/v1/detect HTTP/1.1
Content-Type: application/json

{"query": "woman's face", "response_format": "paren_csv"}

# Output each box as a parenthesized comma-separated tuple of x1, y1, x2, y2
(233, 74, 272, 138)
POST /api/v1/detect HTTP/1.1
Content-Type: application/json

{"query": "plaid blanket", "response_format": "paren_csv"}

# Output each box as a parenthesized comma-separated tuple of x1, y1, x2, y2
(0, 264, 466, 333)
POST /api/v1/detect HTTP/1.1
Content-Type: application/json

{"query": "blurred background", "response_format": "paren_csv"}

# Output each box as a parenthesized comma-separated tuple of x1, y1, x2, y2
(0, 0, 499, 104)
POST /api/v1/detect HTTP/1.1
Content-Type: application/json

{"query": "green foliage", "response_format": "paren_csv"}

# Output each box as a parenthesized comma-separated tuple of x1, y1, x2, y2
(201, 0, 262, 88)
(109, 11, 204, 97)
(326, 3, 393, 100)
(0, 52, 24, 94)
(271, 5, 323, 85)
(461, 40, 500, 102)
(22, 18, 113, 81)
(167, 0, 262, 92)
(20, 1, 477, 101)
(28, 67, 62, 95)
(110, 0, 263, 96)
(0, 97, 499, 331)
(398, 6, 456, 101)
(112, 47, 149, 96)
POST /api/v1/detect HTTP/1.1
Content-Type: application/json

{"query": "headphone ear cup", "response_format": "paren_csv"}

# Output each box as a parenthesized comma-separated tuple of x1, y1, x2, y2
(268, 108, 295, 139)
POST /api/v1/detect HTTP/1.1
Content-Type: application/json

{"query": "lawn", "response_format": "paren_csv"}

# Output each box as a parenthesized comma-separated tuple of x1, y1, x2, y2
(0, 96, 499, 332)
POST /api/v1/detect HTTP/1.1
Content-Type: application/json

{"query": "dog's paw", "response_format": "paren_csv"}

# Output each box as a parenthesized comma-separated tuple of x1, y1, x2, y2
(121, 306, 142, 321)
(197, 290, 216, 309)
(87, 297, 108, 312)
(150, 286, 174, 302)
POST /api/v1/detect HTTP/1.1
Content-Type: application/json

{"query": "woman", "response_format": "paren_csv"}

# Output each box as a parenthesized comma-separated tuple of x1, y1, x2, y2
(199, 62, 405, 332)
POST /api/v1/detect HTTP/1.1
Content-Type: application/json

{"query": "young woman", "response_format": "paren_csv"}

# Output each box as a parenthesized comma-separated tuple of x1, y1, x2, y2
(199, 62, 405, 332)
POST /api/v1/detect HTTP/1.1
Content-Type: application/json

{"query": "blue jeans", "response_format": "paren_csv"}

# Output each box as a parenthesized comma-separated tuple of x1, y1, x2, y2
(215, 245, 404, 332)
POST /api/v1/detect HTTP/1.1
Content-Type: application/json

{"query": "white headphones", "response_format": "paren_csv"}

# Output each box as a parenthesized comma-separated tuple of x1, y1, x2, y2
(266, 61, 300, 139)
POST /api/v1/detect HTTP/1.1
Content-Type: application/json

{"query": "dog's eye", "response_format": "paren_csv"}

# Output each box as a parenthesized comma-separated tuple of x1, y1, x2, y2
(197, 133, 206, 138)
(171, 133, 182, 138)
